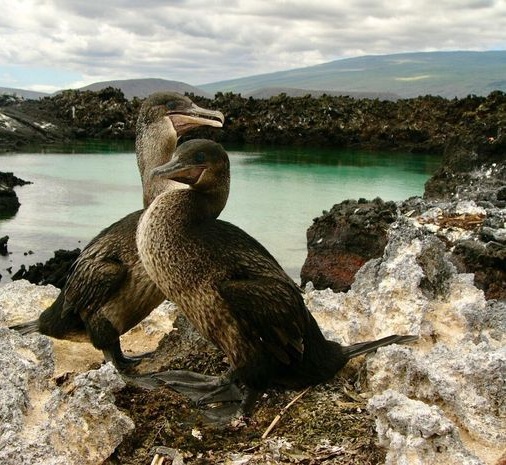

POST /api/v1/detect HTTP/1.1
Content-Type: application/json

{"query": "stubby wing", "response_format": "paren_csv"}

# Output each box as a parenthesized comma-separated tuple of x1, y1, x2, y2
(205, 220, 311, 366)
(62, 255, 128, 319)
(218, 276, 309, 365)
(60, 211, 141, 319)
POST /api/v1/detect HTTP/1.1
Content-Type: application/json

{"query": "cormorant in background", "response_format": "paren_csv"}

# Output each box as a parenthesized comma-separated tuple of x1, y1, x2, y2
(10, 93, 224, 369)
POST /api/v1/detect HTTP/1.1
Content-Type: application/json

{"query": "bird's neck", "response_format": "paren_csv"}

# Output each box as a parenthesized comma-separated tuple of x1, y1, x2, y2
(136, 122, 178, 207)
(157, 187, 228, 229)
(196, 184, 229, 220)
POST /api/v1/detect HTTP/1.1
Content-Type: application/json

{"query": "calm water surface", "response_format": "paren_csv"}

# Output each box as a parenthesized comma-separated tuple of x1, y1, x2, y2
(0, 141, 441, 281)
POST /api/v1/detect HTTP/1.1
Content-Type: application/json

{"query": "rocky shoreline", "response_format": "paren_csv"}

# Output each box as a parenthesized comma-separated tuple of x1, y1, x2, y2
(1, 89, 505, 154)
(0, 92, 505, 464)
(301, 133, 506, 301)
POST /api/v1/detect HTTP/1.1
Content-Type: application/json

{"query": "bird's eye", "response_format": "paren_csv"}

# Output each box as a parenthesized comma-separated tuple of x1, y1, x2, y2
(195, 152, 206, 163)
(165, 101, 178, 110)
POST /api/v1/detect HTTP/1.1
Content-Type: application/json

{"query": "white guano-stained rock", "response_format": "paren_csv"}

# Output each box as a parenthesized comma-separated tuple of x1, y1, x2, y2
(305, 216, 505, 465)
(0, 280, 134, 465)
(368, 390, 484, 465)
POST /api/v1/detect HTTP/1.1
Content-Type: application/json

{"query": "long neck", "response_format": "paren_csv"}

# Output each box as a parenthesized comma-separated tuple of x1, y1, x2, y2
(168, 185, 229, 226)
(194, 182, 229, 220)
(136, 120, 179, 208)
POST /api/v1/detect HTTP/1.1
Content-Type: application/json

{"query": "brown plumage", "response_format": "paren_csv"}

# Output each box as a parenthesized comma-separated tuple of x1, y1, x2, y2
(136, 139, 418, 413)
(10, 93, 224, 369)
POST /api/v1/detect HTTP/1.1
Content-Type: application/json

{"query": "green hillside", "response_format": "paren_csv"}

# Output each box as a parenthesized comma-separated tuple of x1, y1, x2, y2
(200, 51, 506, 99)
(78, 78, 211, 99)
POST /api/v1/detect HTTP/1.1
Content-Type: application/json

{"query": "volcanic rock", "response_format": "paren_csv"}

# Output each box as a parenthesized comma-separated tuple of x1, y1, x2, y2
(0, 87, 137, 151)
(368, 391, 484, 465)
(419, 130, 505, 299)
(12, 248, 81, 288)
(0, 235, 8, 256)
(424, 132, 506, 203)
(2, 89, 506, 153)
(0, 171, 31, 188)
(300, 197, 397, 292)
(302, 127, 506, 299)
(0, 171, 31, 217)
(0, 182, 20, 217)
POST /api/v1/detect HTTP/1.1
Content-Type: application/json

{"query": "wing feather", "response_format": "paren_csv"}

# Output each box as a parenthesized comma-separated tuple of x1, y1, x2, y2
(60, 211, 141, 319)
(204, 220, 311, 366)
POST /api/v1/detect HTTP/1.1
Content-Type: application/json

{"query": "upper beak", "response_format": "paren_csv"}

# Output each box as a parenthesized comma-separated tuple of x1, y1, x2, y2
(169, 103, 224, 135)
(151, 157, 206, 185)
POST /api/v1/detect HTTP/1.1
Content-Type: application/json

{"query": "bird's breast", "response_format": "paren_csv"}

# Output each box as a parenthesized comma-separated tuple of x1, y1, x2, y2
(137, 196, 205, 297)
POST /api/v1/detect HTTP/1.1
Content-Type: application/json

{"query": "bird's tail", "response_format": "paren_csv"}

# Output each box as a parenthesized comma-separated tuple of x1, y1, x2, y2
(9, 292, 85, 340)
(342, 334, 418, 359)
(9, 320, 40, 335)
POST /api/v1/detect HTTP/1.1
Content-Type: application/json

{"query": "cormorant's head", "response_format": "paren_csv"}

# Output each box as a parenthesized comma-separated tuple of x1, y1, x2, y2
(137, 92, 224, 138)
(151, 138, 230, 193)
(136, 92, 224, 207)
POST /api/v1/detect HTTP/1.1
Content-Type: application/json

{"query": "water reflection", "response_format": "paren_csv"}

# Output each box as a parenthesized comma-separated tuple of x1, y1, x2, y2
(237, 145, 438, 174)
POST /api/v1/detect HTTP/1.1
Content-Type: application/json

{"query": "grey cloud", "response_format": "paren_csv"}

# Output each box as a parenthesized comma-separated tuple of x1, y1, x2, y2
(1, 0, 505, 90)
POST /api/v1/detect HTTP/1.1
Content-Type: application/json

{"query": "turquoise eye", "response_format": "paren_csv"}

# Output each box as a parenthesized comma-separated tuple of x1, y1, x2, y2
(195, 152, 206, 163)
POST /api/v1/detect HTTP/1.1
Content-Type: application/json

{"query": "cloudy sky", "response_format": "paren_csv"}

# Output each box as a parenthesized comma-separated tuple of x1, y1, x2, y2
(1, 0, 505, 93)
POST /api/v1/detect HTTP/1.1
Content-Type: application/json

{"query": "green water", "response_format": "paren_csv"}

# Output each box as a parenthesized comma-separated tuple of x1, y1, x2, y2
(0, 142, 441, 281)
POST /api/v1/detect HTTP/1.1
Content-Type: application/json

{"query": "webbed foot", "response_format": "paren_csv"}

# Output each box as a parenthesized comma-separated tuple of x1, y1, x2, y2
(152, 369, 243, 404)
(123, 369, 261, 424)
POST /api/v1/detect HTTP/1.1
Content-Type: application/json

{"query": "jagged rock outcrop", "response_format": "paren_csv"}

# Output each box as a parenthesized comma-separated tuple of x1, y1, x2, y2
(368, 391, 485, 465)
(0, 87, 138, 151)
(51, 87, 139, 139)
(418, 132, 506, 301)
(398, 198, 506, 300)
(0, 235, 7, 256)
(302, 130, 506, 299)
(0, 98, 68, 151)
(0, 280, 135, 465)
(424, 132, 506, 203)
(11, 248, 81, 288)
(2, 89, 506, 153)
(304, 214, 505, 465)
(0, 185, 20, 217)
(300, 198, 397, 292)
(0, 171, 30, 217)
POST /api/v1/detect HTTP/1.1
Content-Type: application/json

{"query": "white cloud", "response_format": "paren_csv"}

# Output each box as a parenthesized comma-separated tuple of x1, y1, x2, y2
(0, 0, 504, 90)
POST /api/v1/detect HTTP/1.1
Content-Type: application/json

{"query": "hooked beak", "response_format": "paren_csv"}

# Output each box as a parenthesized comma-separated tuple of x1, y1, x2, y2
(168, 103, 224, 136)
(151, 157, 206, 185)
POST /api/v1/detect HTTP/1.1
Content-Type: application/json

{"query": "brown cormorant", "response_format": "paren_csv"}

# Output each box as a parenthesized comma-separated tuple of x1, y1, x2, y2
(10, 93, 224, 369)
(136, 139, 418, 414)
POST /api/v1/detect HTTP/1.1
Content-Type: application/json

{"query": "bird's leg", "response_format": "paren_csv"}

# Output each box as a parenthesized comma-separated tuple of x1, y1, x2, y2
(88, 316, 154, 371)
(102, 340, 154, 371)
(238, 386, 261, 417)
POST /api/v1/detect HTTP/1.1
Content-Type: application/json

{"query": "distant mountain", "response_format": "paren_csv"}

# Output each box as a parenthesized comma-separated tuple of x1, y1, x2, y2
(0, 87, 49, 100)
(2, 51, 505, 102)
(200, 51, 506, 99)
(77, 78, 212, 99)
